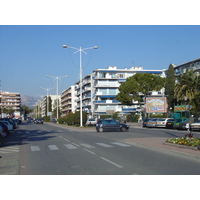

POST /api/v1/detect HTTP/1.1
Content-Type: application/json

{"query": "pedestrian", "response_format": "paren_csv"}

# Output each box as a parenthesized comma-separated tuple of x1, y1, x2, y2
(185, 123, 190, 132)
(189, 115, 194, 130)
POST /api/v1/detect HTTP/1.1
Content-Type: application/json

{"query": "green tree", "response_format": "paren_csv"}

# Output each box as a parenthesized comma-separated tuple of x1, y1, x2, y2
(116, 73, 166, 107)
(165, 64, 176, 111)
(188, 91, 200, 116)
(66, 112, 75, 125)
(174, 69, 200, 102)
(74, 111, 87, 126)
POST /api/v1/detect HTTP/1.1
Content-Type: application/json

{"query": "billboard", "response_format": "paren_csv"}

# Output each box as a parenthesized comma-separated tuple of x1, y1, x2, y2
(146, 97, 167, 113)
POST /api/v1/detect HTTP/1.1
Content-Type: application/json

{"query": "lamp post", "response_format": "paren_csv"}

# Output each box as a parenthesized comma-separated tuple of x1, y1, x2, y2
(62, 45, 98, 127)
(46, 75, 68, 120)
(40, 87, 54, 117)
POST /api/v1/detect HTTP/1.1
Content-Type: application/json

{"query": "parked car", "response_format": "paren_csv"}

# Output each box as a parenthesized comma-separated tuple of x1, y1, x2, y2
(96, 119, 129, 132)
(85, 118, 97, 126)
(190, 120, 200, 131)
(0, 118, 17, 129)
(142, 119, 150, 127)
(0, 125, 5, 145)
(156, 118, 174, 128)
(0, 121, 14, 134)
(0, 122, 9, 137)
(178, 118, 198, 130)
(146, 118, 159, 128)
(165, 119, 175, 129)
(173, 118, 188, 129)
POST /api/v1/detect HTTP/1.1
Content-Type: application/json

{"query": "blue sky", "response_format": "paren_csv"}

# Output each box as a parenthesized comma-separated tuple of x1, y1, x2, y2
(0, 25, 200, 97)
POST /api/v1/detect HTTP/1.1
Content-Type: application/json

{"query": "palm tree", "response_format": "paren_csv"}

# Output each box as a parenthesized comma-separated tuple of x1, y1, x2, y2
(174, 69, 200, 101)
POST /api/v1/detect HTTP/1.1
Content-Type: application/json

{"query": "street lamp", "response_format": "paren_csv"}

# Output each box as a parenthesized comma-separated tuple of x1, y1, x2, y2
(46, 75, 68, 120)
(40, 87, 54, 117)
(62, 45, 98, 127)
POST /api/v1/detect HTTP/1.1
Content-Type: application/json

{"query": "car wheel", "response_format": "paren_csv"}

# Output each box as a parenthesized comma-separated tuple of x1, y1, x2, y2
(120, 127, 126, 132)
(99, 127, 104, 132)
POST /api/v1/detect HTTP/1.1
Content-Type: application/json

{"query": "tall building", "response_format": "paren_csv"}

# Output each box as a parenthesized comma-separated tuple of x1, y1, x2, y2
(61, 85, 77, 117)
(72, 66, 166, 119)
(38, 95, 60, 118)
(92, 66, 166, 117)
(0, 91, 21, 118)
(173, 58, 200, 75)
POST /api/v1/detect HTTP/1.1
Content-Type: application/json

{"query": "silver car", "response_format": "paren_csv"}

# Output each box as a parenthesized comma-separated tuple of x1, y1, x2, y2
(146, 118, 159, 128)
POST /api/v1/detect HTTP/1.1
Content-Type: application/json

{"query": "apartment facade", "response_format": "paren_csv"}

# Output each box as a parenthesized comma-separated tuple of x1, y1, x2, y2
(72, 66, 166, 119)
(61, 85, 77, 117)
(0, 91, 21, 118)
(39, 95, 60, 117)
(173, 58, 200, 75)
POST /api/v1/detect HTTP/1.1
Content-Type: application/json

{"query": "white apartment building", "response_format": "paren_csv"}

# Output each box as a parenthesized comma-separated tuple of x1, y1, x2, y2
(73, 66, 166, 118)
(61, 85, 77, 117)
(39, 95, 60, 117)
(0, 91, 21, 118)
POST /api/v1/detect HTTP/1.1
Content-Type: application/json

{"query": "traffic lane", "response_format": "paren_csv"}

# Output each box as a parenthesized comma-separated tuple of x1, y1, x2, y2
(19, 124, 134, 175)
(34, 124, 200, 175)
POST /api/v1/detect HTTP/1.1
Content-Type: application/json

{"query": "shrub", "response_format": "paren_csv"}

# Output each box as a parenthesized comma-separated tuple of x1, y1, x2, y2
(74, 111, 87, 126)
(57, 117, 67, 124)
(43, 116, 50, 122)
(66, 113, 75, 126)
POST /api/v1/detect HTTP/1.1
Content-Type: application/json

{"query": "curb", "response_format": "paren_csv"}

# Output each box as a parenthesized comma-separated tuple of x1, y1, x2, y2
(164, 142, 198, 150)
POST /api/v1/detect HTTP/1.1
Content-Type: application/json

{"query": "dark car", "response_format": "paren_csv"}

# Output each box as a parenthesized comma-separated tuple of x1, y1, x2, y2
(173, 118, 188, 129)
(0, 118, 17, 129)
(96, 119, 129, 132)
(0, 122, 9, 136)
(142, 119, 150, 127)
(34, 118, 43, 124)
(165, 119, 175, 129)
(178, 118, 198, 130)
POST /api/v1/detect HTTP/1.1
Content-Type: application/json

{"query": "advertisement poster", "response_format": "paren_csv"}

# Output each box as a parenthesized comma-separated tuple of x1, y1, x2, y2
(146, 97, 167, 113)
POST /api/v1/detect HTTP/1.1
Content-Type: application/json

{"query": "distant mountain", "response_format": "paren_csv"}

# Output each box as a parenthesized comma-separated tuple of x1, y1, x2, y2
(21, 95, 41, 108)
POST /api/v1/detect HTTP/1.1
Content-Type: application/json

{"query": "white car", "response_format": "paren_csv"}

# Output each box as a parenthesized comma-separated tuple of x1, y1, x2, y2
(85, 119, 97, 126)
(190, 120, 200, 131)
(156, 118, 174, 128)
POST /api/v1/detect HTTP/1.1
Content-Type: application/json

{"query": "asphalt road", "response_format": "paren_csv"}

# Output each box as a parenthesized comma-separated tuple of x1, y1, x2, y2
(1, 122, 200, 175)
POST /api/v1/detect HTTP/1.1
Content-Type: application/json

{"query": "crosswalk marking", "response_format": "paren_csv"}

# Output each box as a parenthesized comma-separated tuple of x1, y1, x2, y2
(30, 146, 41, 151)
(111, 142, 130, 147)
(96, 143, 113, 148)
(27, 141, 131, 153)
(64, 144, 78, 149)
(0, 146, 20, 154)
(48, 145, 59, 150)
(80, 144, 95, 148)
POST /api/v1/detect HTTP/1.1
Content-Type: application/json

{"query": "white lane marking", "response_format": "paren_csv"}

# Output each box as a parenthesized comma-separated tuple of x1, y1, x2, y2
(36, 131, 41, 133)
(48, 145, 59, 150)
(64, 144, 78, 149)
(71, 143, 81, 147)
(100, 157, 123, 168)
(30, 146, 41, 151)
(111, 142, 131, 147)
(64, 139, 70, 142)
(83, 148, 96, 155)
(80, 144, 95, 148)
(58, 136, 63, 138)
(96, 143, 113, 148)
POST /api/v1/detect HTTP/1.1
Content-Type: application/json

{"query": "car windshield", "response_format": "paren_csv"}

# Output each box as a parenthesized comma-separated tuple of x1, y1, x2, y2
(194, 120, 200, 123)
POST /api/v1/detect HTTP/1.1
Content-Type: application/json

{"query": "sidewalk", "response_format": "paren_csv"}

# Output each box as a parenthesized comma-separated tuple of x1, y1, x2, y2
(46, 122, 200, 158)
